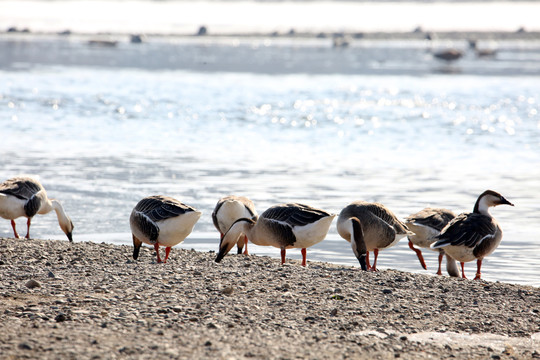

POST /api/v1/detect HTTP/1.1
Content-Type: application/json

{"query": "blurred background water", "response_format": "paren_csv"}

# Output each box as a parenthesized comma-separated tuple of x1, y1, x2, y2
(1, 0, 539, 286)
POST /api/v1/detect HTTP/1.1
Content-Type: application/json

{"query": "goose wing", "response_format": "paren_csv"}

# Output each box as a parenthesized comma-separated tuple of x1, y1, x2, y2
(432, 213, 496, 249)
(359, 202, 409, 234)
(0, 177, 44, 217)
(0, 177, 42, 200)
(406, 208, 456, 231)
(211, 198, 226, 231)
(135, 195, 196, 222)
(261, 203, 331, 227)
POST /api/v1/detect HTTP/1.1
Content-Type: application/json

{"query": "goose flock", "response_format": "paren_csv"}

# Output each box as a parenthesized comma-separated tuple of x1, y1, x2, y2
(0, 176, 514, 280)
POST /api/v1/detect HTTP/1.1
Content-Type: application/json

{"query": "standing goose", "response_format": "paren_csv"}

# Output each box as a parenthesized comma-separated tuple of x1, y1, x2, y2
(405, 208, 460, 277)
(130, 195, 201, 263)
(431, 190, 514, 280)
(337, 201, 412, 271)
(0, 176, 74, 241)
(215, 203, 335, 266)
(212, 195, 258, 255)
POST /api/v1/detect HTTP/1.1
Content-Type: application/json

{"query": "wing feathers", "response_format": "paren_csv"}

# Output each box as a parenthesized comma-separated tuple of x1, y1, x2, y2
(432, 213, 496, 249)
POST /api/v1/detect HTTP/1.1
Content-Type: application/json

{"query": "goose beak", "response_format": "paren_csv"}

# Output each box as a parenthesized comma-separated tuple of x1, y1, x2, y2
(358, 254, 367, 271)
(66, 232, 73, 242)
(499, 197, 514, 207)
(215, 251, 225, 263)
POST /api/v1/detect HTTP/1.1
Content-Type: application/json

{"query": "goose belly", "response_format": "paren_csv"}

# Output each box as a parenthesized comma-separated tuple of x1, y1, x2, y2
(406, 224, 440, 249)
(290, 215, 335, 249)
(441, 245, 476, 263)
(156, 211, 202, 247)
(363, 229, 405, 252)
(0, 195, 27, 219)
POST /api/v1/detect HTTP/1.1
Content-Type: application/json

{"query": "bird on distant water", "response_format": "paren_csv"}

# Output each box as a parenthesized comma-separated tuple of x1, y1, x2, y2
(433, 48, 463, 62)
(405, 208, 459, 277)
(0, 176, 74, 241)
(130, 195, 201, 263)
(431, 190, 514, 280)
(212, 195, 258, 255)
(337, 201, 412, 271)
(215, 203, 335, 266)
(425, 33, 464, 62)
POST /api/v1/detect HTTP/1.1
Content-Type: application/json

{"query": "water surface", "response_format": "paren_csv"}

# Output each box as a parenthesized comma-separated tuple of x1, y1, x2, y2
(1, 34, 539, 287)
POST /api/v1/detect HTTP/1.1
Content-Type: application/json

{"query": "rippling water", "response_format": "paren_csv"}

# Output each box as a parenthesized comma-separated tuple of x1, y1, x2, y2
(1, 35, 539, 287)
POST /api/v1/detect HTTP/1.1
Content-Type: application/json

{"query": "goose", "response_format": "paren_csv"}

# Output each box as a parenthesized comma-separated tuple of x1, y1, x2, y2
(0, 176, 74, 241)
(215, 203, 335, 266)
(433, 49, 463, 62)
(405, 208, 460, 277)
(212, 195, 258, 255)
(337, 201, 412, 271)
(425, 33, 464, 62)
(130, 195, 202, 263)
(431, 190, 514, 280)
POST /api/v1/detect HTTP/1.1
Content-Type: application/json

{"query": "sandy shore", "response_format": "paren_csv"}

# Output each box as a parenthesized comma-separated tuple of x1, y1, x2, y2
(0, 237, 538, 359)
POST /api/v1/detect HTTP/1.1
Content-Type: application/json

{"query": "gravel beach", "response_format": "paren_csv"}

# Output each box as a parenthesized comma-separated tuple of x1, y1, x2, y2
(0, 237, 539, 359)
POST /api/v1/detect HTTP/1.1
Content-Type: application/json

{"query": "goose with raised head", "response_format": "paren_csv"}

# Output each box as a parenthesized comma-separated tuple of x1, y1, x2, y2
(431, 190, 514, 280)
(212, 195, 258, 255)
(405, 208, 459, 277)
(130, 195, 201, 263)
(0, 176, 74, 241)
(215, 203, 335, 266)
(337, 201, 412, 271)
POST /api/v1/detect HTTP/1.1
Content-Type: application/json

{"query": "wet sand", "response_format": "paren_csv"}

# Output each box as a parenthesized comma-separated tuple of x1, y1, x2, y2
(0, 237, 538, 359)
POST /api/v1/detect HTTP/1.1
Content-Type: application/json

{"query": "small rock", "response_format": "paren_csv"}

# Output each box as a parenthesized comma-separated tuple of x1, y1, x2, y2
(25, 280, 41, 289)
(221, 286, 234, 295)
(330, 308, 338, 316)
(48, 271, 56, 278)
(18, 342, 32, 350)
(55, 313, 67, 322)
(382, 289, 393, 294)
(204, 341, 212, 346)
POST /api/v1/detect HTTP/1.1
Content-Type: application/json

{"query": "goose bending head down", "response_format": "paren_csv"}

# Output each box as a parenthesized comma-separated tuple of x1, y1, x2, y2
(0, 176, 74, 241)
(215, 203, 335, 266)
(212, 195, 258, 255)
(431, 190, 514, 280)
(337, 201, 412, 271)
(130, 195, 202, 263)
(405, 208, 459, 277)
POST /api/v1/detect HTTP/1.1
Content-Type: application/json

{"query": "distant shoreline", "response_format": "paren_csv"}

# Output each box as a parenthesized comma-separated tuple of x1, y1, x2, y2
(4, 27, 540, 41)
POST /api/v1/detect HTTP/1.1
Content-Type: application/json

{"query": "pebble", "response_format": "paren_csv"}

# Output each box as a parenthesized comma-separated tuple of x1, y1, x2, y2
(25, 279, 41, 289)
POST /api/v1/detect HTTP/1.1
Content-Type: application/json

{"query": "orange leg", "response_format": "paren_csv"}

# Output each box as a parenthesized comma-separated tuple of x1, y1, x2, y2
(437, 252, 444, 275)
(243, 235, 249, 255)
(163, 247, 171, 263)
(301, 248, 307, 267)
(474, 259, 482, 280)
(154, 243, 162, 263)
(365, 251, 372, 270)
(460, 262, 467, 279)
(10, 220, 20, 239)
(408, 240, 427, 270)
(280, 248, 286, 265)
(25, 218, 32, 239)
(370, 249, 379, 271)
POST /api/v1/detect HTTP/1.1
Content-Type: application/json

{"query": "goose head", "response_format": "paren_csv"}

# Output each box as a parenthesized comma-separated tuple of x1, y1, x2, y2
(51, 199, 74, 242)
(473, 190, 514, 215)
